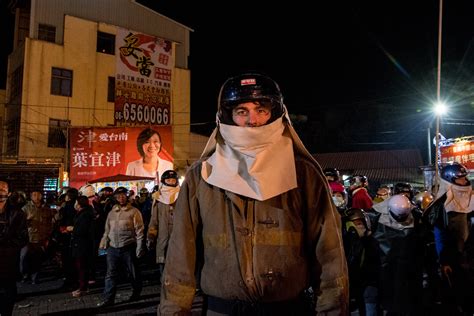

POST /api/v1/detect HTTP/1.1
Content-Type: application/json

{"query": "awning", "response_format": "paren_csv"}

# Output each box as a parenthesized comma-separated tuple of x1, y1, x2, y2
(87, 174, 155, 184)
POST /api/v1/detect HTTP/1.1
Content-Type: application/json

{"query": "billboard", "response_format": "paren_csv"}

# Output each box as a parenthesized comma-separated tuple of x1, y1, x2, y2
(439, 136, 474, 171)
(69, 126, 173, 188)
(114, 27, 173, 125)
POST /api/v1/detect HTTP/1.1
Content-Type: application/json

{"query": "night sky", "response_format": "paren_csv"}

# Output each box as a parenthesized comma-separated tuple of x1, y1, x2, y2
(1, 0, 474, 156)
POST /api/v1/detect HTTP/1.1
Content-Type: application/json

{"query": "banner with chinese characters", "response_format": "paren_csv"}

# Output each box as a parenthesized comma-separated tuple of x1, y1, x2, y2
(439, 136, 474, 171)
(69, 126, 173, 188)
(114, 27, 173, 125)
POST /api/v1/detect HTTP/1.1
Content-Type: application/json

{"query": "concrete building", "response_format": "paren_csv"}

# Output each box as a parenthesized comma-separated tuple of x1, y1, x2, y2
(3, 0, 192, 192)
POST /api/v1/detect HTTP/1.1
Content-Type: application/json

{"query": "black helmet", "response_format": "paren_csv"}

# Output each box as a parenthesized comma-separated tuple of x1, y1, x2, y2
(114, 187, 128, 195)
(324, 167, 340, 182)
(342, 208, 371, 232)
(161, 170, 179, 187)
(394, 182, 414, 199)
(441, 162, 469, 185)
(99, 186, 113, 194)
(218, 73, 284, 125)
(349, 175, 368, 188)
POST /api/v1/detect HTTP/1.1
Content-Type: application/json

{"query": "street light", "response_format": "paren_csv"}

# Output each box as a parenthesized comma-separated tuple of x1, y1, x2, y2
(433, 0, 444, 194)
(433, 101, 447, 116)
(434, 102, 447, 192)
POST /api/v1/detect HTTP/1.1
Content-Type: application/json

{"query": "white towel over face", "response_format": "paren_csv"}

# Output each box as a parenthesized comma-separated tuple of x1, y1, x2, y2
(201, 117, 297, 201)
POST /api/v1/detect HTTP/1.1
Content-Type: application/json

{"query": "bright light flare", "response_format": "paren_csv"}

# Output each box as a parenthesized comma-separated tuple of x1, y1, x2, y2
(433, 101, 447, 116)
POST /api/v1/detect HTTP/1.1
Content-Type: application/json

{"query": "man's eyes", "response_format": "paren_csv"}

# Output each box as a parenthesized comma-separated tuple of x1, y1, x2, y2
(233, 109, 270, 116)
(234, 110, 248, 116)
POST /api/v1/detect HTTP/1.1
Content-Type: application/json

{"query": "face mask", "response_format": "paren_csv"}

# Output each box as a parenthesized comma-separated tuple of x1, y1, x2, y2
(389, 210, 409, 222)
(332, 195, 345, 208)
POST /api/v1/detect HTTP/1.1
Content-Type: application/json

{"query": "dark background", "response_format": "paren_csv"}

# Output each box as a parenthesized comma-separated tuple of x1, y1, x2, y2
(2, 0, 474, 161)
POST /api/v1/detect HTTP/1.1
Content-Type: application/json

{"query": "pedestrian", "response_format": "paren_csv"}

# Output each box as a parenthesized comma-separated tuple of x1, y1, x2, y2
(370, 194, 425, 314)
(57, 187, 78, 288)
(426, 162, 474, 314)
(158, 73, 348, 315)
(0, 181, 28, 316)
(348, 175, 373, 210)
(20, 189, 55, 284)
(147, 170, 180, 277)
(97, 187, 145, 307)
(70, 195, 95, 297)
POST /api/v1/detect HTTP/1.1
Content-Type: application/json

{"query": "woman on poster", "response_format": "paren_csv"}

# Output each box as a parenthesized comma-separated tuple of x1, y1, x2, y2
(126, 128, 173, 183)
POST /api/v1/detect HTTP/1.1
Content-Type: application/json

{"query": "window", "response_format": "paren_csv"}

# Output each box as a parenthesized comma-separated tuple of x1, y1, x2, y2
(97, 32, 115, 55)
(51, 67, 73, 97)
(10, 66, 23, 99)
(48, 118, 69, 148)
(38, 24, 56, 42)
(107, 77, 115, 102)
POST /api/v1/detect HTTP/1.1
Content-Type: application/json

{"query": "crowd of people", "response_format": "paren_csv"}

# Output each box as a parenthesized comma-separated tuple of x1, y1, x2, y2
(0, 170, 181, 315)
(0, 72, 473, 316)
(326, 163, 474, 316)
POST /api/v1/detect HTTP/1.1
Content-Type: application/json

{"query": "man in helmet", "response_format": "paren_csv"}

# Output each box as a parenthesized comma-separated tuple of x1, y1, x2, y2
(393, 182, 414, 201)
(97, 187, 145, 308)
(134, 187, 152, 236)
(57, 187, 79, 288)
(325, 168, 347, 213)
(159, 73, 348, 315)
(341, 208, 379, 315)
(348, 175, 373, 210)
(370, 194, 425, 314)
(324, 167, 341, 183)
(373, 186, 391, 204)
(147, 170, 180, 278)
(425, 162, 474, 314)
(414, 190, 434, 212)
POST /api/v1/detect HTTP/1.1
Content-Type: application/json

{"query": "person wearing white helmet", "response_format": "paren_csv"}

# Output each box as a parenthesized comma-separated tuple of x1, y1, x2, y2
(370, 194, 426, 314)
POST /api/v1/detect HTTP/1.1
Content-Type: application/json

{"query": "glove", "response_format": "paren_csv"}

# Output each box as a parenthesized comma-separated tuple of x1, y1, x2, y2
(137, 248, 146, 259)
(441, 265, 452, 277)
(146, 240, 156, 251)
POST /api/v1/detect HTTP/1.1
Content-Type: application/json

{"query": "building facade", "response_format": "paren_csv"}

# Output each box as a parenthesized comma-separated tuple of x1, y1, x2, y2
(4, 0, 192, 191)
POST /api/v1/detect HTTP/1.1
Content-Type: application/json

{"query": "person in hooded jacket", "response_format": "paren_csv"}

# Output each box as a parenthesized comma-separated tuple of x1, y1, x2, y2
(158, 73, 348, 316)
(341, 208, 380, 316)
(425, 162, 474, 314)
(147, 170, 180, 277)
(370, 194, 425, 315)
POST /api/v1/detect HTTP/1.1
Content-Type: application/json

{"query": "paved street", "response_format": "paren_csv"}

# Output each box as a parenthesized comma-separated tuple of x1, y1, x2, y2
(12, 256, 204, 315)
